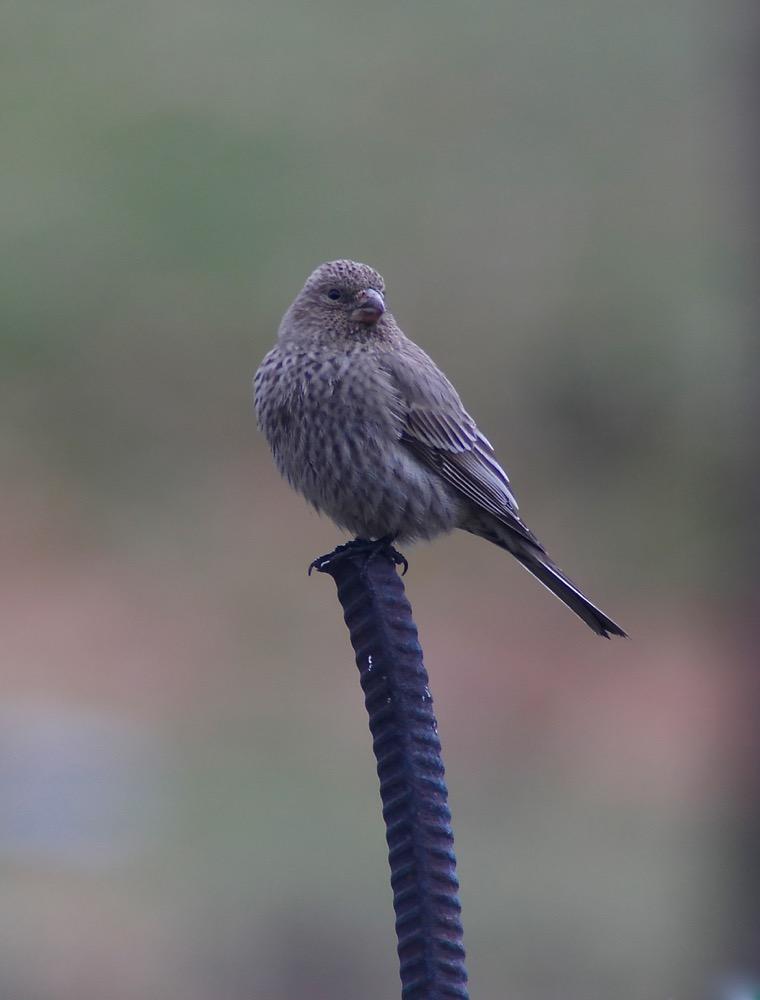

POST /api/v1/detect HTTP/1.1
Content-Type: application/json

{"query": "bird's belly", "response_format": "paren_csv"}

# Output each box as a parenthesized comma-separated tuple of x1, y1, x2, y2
(286, 414, 462, 542)
(259, 358, 465, 542)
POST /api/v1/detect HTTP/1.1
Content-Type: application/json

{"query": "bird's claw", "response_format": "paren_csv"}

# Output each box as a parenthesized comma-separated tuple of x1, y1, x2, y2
(384, 541, 409, 575)
(308, 536, 408, 576)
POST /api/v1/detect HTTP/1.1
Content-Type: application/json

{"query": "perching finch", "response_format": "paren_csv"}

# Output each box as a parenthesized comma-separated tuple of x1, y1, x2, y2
(255, 260, 626, 638)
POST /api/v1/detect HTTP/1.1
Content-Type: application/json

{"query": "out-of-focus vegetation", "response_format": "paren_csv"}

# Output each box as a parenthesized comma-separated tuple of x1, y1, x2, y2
(2, 2, 757, 998)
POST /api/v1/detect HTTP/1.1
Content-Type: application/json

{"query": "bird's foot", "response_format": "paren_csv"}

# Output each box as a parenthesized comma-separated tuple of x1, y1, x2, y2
(308, 536, 408, 577)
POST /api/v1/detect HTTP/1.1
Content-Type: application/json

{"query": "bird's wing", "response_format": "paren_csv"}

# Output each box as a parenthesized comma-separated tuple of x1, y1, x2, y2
(382, 342, 542, 549)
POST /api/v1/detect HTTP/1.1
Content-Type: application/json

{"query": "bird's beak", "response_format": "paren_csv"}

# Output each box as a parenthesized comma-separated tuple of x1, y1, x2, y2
(350, 288, 386, 325)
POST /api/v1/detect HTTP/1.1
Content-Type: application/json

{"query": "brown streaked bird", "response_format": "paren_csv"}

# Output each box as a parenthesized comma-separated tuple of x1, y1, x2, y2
(254, 259, 626, 638)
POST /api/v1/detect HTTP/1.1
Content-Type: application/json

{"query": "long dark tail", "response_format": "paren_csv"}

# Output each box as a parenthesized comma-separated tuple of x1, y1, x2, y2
(513, 549, 627, 638)
(470, 524, 627, 639)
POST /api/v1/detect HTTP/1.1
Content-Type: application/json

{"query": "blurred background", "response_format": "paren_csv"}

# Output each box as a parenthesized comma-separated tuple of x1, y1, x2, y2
(2, 2, 759, 997)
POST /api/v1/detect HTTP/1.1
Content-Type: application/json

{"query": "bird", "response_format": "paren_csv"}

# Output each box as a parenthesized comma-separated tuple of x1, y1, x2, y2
(254, 259, 626, 638)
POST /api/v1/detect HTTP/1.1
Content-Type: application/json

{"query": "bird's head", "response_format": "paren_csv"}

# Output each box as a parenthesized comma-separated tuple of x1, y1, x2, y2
(282, 260, 389, 342)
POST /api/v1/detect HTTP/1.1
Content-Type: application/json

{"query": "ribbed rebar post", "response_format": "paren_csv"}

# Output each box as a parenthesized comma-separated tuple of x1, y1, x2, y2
(311, 539, 469, 1000)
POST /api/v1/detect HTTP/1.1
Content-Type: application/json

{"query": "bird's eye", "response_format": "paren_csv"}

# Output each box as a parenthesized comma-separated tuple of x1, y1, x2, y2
(327, 288, 342, 301)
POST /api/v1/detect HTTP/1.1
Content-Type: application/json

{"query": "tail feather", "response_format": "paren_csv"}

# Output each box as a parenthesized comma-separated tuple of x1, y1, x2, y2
(513, 551, 627, 639)
(470, 525, 627, 639)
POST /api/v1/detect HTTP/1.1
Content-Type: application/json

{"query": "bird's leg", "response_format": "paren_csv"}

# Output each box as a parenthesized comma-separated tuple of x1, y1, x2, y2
(371, 535, 409, 575)
(308, 538, 367, 575)
(308, 536, 408, 577)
